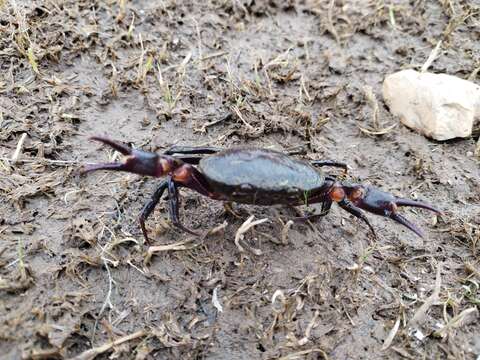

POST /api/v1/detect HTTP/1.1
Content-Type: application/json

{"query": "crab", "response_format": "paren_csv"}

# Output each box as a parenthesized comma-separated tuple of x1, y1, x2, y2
(83, 137, 440, 243)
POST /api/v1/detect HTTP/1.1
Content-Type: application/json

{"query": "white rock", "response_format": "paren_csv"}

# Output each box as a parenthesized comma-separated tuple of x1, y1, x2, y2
(413, 329, 426, 341)
(382, 69, 480, 140)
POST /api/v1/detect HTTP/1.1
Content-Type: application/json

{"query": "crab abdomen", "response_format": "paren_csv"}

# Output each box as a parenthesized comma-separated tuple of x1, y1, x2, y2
(198, 148, 325, 205)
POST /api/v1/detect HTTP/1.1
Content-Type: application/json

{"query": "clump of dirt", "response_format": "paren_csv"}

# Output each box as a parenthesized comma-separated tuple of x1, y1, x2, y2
(1, 1, 479, 359)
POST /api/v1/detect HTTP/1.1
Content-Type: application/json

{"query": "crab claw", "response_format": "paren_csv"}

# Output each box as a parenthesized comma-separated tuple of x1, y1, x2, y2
(342, 184, 441, 237)
(82, 136, 163, 177)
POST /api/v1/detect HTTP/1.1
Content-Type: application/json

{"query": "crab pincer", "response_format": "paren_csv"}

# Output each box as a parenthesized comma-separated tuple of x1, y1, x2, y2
(335, 184, 441, 238)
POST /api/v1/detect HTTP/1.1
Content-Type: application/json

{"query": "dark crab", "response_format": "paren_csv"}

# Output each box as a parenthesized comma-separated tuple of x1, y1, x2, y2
(83, 136, 441, 243)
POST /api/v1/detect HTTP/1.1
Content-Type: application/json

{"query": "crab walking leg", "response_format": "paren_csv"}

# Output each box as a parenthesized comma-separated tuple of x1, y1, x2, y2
(162, 155, 205, 165)
(293, 199, 333, 222)
(164, 146, 222, 155)
(321, 199, 333, 214)
(139, 179, 169, 243)
(311, 160, 348, 172)
(338, 199, 377, 238)
(291, 211, 331, 223)
(167, 178, 198, 235)
(164, 146, 307, 157)
(139, 178, 199, 239)
(164, 146, 222, 165)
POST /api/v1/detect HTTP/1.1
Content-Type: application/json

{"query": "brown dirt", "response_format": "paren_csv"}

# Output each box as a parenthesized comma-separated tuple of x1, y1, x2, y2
(1, 1, 479, 359)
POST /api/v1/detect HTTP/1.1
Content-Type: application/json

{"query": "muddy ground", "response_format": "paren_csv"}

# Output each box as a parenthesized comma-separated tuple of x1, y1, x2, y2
(1, 0, 479, 359)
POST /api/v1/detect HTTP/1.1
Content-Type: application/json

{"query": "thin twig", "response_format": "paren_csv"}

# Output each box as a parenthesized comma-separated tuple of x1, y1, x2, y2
(72, 330, 146, 360)
(0, 157, 89, 166)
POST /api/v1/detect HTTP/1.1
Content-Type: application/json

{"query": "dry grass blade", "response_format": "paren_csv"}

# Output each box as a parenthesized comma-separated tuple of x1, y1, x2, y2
(231, 105, 255, 132)
(363, 86, 379, 130)
(105, 237, 139, 251)
(191, 17, 203, 61)
(421, 40, 443, 73)
(300, 74, 312, 102)
(234, 215, 268, 255)
(465, 262, 480, 278)
(23, 347, 62, 359)
(475, 136, 480, 158)
(144, 222, 227, 264)
(146, 238, 195, 260)
(443, 9, 478, 38)
(0, 237, 33, 292)
(156, 62, 182, 117)
(278, 348, 329, 360)
(212, 285, 223, 313)
(115, 0, 127, 22)
(27, 46, 39, 75)
(391, 347, 416, 359)
(200, 51, 227, 61)
(358, 123, 397, 136)
(468, 65, 480, 81)
(10, 132, 27, 164)
(194, 113, 232, 133)
(298, 310, 320, 345)
(408, 263, 442, 328)
(382, 315, 401, 350)
(281, 220, 294, 245)
(433, 307, 478, 338)
(271, 289, 286, 306)
(358, 86, 396, 136)
(71, 330, 146, 360)
(177, 51, 192, 75)
(136, 34, 153, 84)
(327, 0, 340, 45)
(0, 157, 86, 167)
(388, 5, 396, 29)
(264, 47, 292, 68)
(208, 221, 228, 235)
(93, 257, 115, 334)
